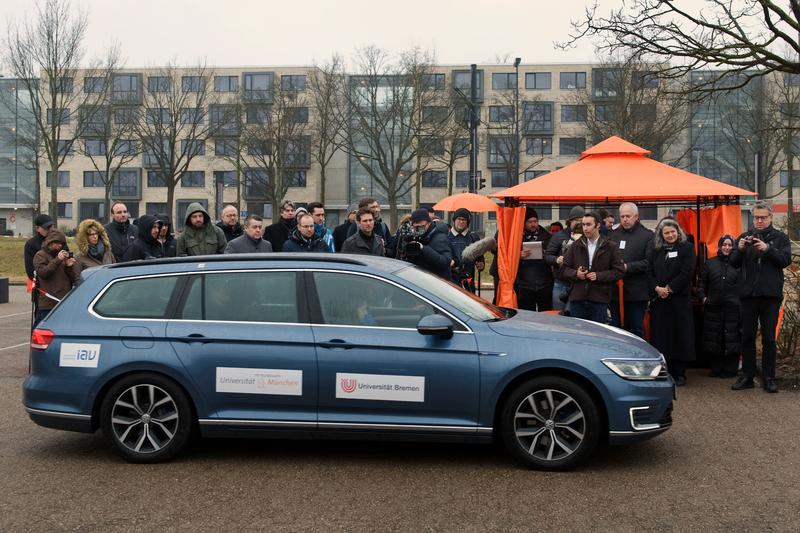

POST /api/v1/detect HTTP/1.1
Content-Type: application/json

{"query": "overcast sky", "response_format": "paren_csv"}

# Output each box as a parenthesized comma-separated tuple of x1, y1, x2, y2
(0, 0, 666, 71)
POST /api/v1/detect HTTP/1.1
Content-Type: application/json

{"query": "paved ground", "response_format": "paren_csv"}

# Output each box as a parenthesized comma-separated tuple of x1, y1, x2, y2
(1, 285, 798, 532)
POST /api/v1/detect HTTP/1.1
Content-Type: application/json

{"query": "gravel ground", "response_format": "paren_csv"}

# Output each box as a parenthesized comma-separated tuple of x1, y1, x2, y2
(1, 286, 798, 532)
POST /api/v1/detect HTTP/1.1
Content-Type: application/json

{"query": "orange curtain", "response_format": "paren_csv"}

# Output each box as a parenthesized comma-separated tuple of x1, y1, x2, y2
(676, 205, 742, 258)
(496, 207, 526, 308)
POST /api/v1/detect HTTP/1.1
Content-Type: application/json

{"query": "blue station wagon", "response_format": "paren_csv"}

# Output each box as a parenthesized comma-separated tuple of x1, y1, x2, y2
(24, 254, 674, 470)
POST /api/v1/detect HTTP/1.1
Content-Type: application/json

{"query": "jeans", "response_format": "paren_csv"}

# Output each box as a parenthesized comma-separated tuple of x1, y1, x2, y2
(569, 300, 609, 324)
(552, 280, 570, 313)
(609, 300, 647, 339)
(33, 309, 50, 328)
(741, 297, 781, 380)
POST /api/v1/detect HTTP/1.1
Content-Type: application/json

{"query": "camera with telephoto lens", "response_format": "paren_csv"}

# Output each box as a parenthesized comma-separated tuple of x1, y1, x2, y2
(396, 221, 425, 260)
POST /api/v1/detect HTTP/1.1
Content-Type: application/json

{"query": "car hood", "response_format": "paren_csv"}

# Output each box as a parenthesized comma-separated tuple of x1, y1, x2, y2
(487, 310, 659, 357)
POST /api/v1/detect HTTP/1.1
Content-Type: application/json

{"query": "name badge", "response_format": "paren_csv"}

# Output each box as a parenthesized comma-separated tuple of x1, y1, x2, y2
(619, 240, 626, 250)
(667, 251, 678, 259)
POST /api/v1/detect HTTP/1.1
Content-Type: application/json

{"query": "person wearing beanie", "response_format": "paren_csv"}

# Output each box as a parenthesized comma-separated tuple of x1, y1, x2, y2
(333, 203, 359, 253)
(516, 207, 553, 311)
(32, 230, 78, 327)
(401, 208, 452, 279)
(448, 208, 484, 292)
(545, 205, 586, 312)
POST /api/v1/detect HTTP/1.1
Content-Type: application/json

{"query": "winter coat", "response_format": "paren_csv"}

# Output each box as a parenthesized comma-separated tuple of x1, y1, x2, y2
(124, 215, 166, 262)
(333, 220, 355, 253)
(404, 223, 453, 280)
(348, 217, 392, 256)
(562, 235, 625, 304)
(26, 230, 69, 279)
(224, 234, 274, 254)
(647, 240, 696, 363)
(545, 226, 582, 281)
(156, 214, 177, 258)
(104, 219, 138, 262)
(698, 254, 741, 356)
(448, 228, 484, 284)
(609, 222, 654, 302)
(341, 230, 385, 256)
(282, 229, 330, 253)
(516, 227, 553, 291)
(264, 218, 295, 252)
(729, 225, 792, 299)
(33, 231, 78, 310)
(74, 219, 115, 273)
(314, 225, 336, 252)
(176, 203, 227, 256)
(216, 221, 243, 243)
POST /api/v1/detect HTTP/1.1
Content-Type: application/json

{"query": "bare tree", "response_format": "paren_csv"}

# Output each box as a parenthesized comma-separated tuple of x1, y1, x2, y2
(238, 79, 310, 217)
(307, 55, 347, 205)
(563, 1, 800, 91)
(422, 88, 471, 196)
(3, 0, 120, 224)
(132, 62, 226, 222)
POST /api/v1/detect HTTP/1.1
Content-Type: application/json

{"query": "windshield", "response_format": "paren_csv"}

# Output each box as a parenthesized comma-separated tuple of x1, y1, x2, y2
(395, 266, 506, 322)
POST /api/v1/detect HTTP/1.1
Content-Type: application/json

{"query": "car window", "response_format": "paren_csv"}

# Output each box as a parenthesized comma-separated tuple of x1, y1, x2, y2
(94, 275, 180, 319)
(179, 275, 203, 320)
(199, 271, 298, 323)
(313, 272, 436, 329)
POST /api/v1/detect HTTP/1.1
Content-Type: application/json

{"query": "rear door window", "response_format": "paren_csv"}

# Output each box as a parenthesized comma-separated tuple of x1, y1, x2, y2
(94, 275, 181, 319)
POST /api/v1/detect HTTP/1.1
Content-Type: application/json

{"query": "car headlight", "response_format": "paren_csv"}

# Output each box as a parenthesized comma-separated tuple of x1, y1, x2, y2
(602, 357, 666, 380)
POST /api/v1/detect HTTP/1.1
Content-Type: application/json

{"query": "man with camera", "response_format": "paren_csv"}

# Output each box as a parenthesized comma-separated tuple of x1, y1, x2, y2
(400, 208, 453, 280)
(447, 208, 484, 293)
(32, 230, 78, 327)
(730, 202, 792, 393)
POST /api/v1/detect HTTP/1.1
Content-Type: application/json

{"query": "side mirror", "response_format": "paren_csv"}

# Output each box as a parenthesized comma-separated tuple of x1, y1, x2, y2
(417, 314, 454, 339)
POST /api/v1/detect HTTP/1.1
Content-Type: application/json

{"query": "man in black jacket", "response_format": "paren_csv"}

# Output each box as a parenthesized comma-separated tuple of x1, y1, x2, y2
(104, 202, 137, 262)
(347, 198, 392, 254)
(447, 208, 484, 293)
(263, 200, 296, 252)
(224, 215, 273, 254)
(123, 215, 165, 262)
(609, 202, 654, 338)
(516, 207, 553, 311)
(24, 214, 58, 281)
(333, 204, 358, 253)
(545, 205, 585, 311)
(341, 208, 385, 256)
(730, 202, 792, 393)
(216, 204, 243, 242)
(403, 208, 453, 280)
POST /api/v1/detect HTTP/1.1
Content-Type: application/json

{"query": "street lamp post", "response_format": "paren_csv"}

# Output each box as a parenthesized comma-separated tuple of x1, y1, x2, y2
(513, 57, 521, 186)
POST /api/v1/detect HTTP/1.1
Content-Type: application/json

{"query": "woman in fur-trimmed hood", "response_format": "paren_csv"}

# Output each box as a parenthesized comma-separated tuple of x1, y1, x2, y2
(74, 218, 115, 272)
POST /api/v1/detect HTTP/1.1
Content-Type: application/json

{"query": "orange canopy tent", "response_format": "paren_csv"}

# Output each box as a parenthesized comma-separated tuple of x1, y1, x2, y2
(488, 136, 756, 308)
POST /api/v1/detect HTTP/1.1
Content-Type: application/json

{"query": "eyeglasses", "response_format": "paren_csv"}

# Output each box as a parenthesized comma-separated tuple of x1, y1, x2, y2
(299, 224, 314, 229)
(753, 215, 771, 221)
(87, 232, 98, 237)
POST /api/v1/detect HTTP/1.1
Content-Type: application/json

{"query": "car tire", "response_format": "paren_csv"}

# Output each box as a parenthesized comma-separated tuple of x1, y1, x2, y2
(100, 373, 194, 463)
(500, 376, 600, 471)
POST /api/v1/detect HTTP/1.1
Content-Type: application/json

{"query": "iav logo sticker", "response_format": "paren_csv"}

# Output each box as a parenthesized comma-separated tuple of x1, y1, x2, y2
(59, 343, 101, 368)
(336, 373, 425, 402)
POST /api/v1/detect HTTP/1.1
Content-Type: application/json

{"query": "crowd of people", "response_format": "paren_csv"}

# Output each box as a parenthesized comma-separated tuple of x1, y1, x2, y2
(24, 198, 792, 392)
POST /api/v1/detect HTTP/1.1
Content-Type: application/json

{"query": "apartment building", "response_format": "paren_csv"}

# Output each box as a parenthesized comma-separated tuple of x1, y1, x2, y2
(0, 78, 37, 235)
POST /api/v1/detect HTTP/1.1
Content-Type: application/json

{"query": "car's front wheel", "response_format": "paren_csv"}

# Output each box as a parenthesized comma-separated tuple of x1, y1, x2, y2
(500, 376, 600, 471)
(100, 373, 194, 463)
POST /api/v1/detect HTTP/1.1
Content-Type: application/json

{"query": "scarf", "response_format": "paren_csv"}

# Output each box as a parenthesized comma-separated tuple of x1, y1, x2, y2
(88, 241, 105, 261)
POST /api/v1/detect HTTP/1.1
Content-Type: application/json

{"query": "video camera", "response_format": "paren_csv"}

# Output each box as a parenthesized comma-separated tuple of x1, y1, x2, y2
(396, 222, 426, 260)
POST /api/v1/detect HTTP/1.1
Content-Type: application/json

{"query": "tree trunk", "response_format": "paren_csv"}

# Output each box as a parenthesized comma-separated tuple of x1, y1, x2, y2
(104, 182, 112, 223)
(319, 165, 326, 205)
(447, 165, 454, 197)
(388, 189, 398, 230)
(414, 154, 422, 209)
(166, 182, 176, 227)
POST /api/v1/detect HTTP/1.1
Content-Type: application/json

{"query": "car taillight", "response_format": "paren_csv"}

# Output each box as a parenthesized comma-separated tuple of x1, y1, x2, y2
(30, 329, 55, 351)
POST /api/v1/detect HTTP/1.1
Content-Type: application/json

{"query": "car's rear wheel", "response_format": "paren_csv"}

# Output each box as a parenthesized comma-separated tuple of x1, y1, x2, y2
(500, 376, 600, 471)
(100, 373, 193, 463)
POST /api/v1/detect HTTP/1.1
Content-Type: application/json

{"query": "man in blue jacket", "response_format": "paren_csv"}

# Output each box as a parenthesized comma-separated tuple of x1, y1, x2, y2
(402, 208, 453, 280)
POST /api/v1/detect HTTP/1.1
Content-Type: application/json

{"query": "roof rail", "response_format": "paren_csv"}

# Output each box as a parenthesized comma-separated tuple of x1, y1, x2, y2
(107, 253, 368, 269)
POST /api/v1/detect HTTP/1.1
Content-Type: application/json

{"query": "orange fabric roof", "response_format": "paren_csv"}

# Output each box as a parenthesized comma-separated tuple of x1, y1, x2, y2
(490, 136, 755, 202)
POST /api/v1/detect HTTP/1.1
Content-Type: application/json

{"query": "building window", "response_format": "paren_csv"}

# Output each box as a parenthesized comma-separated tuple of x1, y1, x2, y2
(214, 76, 239, 92)
(244, 168, 269, 198)
(526, 137, 552, 155)
(559, 72, 586, 89)
(593, 68, 622, 99)
(146, 108, 172, 125)
(492, 73, 517, 90)
(281, 75, 306, 91)
(632, 103, 656, 122)
(114, 107, 139, 124)
(525, 72, 551, 90)
(111, 74, 141, 103)
(284, 169, 307, 188)
(489, 105, 514, 122)
(50, 202, 73, 219)
(181, 76, 205, 92)
(57, 139, 74, 157)
(246, 105, 270, 124)
(181, 139, 206, 157)
(488, 136, 512, 166)
(452, 70, 484, 100)
(524, 170, 549, 181)
(180, 107, 205, 125)
(422, 106, 448, 123)
(780, 170, 800, 187)
(147, 170, 167, 187)
(85, 139, 107, 156)
(594, 104, 615, 122)
(75, 200, 103, 222)
(214, 170, 238, 187)
(523, 102, 553, 133)
(784, 73, 800, 87)
(47, 108, 70, 125)
(45, 171, 70, 187)
(146, 202, 168, 216)
(112, 168, 140, 198)
(247, 142, 271, 156)
(209, 104, 239, 136)
(79, 105, 109, 136)
(491, 170, 509, 188)
(421, 170, 447, 188)
(561, 104, 587, 122)
(214, 138, 239, 156)
(143, 140, 172, 167)
(84, 77, 105, 93)
(83, 171, 106, 187)
(55, 78, 73, 94)
(780, 103, 800, 119)
(180, 170, 205, 188)
(114, 139, 139, 157)
(422, 73, 445, 90)
(419, 136, 444, 157)
(147, 76, 171, 93)
(560, 137, 586, 155)
(243, 72, 274, 101)
(455, 170, 476, 189)
(286, 106, 309, 124)
(635, 71, 659, 89)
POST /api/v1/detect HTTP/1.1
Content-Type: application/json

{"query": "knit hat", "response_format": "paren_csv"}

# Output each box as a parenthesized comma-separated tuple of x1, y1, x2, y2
(525, 207, 539, 221)
(453, 208, 471, 222)
(410, 208, 431, 223)
(567, 205, 585, 221)
(34, 214, 54, 229)
(347, 203, 359, 215)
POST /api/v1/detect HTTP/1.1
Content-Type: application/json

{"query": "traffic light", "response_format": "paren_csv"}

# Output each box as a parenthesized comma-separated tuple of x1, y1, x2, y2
(478, 173, 486, 190)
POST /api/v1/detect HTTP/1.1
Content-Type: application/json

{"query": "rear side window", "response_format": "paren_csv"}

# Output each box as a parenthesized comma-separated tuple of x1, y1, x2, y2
(94, 276, 180, 319)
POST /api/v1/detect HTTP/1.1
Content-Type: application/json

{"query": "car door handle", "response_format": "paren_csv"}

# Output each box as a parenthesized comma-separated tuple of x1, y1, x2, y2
(177, 333, 209, 344)
(319, 339, 353, 350)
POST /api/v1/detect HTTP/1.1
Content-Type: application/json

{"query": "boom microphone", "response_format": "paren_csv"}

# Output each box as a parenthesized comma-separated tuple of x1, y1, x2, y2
(462, 236, 496, 262)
